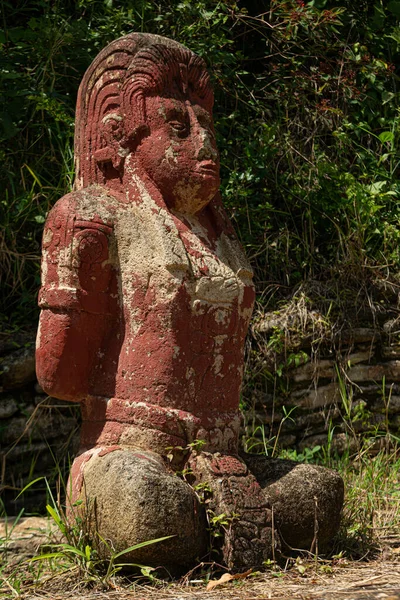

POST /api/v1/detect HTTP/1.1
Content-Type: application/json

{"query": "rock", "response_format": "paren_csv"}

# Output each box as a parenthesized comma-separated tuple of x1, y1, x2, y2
(339, 328, 378, 344)
(291, 359, 334, 383)
(1, 412, 78, 445)
(391, 414, 400, 429)
(242, 455, 344, 551)
(291, 383, 339, 408)
(76, 449, 208, 571)
(34, 382, 45, 395)
(345, 350, 375, 365)
(276, 434, 297, 448)
(347, 362, 400, 383)
(250, 410, 284, 425)
(0, 332, 35, 357)
(0, 516, 59, 560)
(298, 432, 359, 455)
(0, 346, 36, 390)
(5, 441, 48, 459)
(1, 417, 29, 445)
(189, 452, 275, 569)
(295, 407, 340, 430)
(372, 395, 400, 413)
(0, 396, 18, 419)
(383, 318, 400, 334)
(382, 346, 400, 359)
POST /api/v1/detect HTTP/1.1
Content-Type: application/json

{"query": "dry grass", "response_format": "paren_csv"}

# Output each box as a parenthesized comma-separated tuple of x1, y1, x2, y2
(1, 445, 399, 599)
(1, 513, 399, 600)
(6, 557, 400, 600)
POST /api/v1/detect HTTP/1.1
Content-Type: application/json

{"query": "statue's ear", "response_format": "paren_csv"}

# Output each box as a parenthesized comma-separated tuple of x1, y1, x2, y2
(93, 113, 128, 170)
(93, 112, 149, 170)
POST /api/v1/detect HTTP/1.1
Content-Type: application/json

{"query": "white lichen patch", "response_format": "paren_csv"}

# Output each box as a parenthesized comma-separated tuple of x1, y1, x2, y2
(213, 352, 223, 375)
(185, 366, 195, 380)
(164, 143, 178, 164)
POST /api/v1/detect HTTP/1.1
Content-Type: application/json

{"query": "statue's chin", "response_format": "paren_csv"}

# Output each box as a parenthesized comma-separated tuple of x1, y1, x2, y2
(171, 195, 213, 215)
(167, 175, 220, 215)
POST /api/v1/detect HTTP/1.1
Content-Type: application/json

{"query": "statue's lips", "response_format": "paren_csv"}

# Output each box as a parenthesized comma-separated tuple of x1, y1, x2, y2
(196, 161, 219, 175)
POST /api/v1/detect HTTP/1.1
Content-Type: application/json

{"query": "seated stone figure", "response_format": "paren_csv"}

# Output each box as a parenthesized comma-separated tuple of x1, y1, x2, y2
(36, 33, 343, 571)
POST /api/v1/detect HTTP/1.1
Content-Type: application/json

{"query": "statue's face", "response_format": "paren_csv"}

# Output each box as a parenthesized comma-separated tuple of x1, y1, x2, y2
(133, 96, 220, 214)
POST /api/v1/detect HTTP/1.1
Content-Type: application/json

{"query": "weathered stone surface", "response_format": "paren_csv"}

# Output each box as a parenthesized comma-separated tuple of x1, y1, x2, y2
(291, 383, 339, 408)
(0, 396, 18, 419)
(1, 346, 35, 390)
(291, 359, 334, 383)
(383, 318, 400, 334)
(276, 433, 297, 448)
(34, 32, 344, 569)
(382, 345, 400, 359)
(34, 382, 45, 394)
(189, 452, 276, 569)
(243, 455, 344, 551)
(346, 350, 375, 365)
(0, 331, 35, 357)
(347, 362, 400, 383)
(391, 414, 400, 429)
(296, 408, 340, 430)
(298, 432, 359, 455)
(1, 412, 78, 445)
(75, 448, 207, 570)
(0, 516, 58, 559)
(339, 328, 378, 344)
(36, 32, 254, 457)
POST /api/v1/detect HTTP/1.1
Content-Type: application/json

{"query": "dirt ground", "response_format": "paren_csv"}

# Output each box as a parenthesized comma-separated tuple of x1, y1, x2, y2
(1, 517, 400, 600)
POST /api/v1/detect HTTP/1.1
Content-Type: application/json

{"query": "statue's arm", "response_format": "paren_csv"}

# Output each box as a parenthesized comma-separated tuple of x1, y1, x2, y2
(35, 194, 115, 402)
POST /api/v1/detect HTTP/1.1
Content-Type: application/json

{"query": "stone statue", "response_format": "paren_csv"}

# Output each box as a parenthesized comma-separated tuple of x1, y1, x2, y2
(36, 33, 343, 571)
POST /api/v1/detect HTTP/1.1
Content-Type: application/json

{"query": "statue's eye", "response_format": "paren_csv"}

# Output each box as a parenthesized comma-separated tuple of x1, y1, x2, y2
(169, 121, 188, 134)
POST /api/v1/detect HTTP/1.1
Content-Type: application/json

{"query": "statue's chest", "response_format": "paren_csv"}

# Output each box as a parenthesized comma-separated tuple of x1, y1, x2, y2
(178, 228, 254, 338)
(114, 205, 255, 337)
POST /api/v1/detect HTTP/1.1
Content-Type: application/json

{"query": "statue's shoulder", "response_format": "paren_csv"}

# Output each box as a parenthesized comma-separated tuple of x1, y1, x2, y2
(46, 185, 118, 228)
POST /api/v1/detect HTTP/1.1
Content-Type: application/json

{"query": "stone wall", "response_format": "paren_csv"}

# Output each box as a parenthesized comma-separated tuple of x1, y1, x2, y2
(0, 330, 79, 514)
(242, 301, 400, 457)
(2, 307, 400, 513)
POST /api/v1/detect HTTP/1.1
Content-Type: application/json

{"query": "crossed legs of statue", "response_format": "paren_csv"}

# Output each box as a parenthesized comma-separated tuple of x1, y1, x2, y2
(70, 447, 344, 572)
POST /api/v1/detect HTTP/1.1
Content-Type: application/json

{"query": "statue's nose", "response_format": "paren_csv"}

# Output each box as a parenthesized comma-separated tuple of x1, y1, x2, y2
(194, 124, 218, 162)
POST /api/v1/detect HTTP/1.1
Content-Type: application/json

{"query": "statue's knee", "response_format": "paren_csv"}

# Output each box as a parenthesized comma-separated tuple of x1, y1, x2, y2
(72, 448, 207, 569)
(243, 455, 344, 550)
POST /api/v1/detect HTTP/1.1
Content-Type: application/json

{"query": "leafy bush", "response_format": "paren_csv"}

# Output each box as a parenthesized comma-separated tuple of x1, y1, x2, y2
(1, 0, 400, 322)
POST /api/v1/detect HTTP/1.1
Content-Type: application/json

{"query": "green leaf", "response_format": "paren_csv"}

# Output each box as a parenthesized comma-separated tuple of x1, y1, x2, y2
(367, 181, 387, 195)
(15, 477, 44, 499)
(30, 552, 63, 562)
(379, 131, 394, 144)
(84, 545, 92, 561)
(387, 27, 400, 44)
(51, 543, 86, 558)
(382, 91, 395, 105)
(113, 535, 175, 559)
(388, 1, 400, 16)
(46, 505, 66, 534)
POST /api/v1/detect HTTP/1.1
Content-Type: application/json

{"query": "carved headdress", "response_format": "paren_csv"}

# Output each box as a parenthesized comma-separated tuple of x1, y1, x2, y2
(74, 33, 214, 189)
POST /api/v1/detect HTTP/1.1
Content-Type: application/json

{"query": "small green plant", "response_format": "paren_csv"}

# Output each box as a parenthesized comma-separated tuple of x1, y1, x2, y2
(206, 510, 240, 557)
(244, 424, 275, 456)
(243, 405, 297, 457)
(279, 445, 322, 464)
(15, 476, 173, 588)
(166, 438, 207, 466)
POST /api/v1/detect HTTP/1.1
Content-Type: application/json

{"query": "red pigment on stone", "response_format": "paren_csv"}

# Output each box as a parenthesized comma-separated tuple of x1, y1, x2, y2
(36, 34, 255, 455)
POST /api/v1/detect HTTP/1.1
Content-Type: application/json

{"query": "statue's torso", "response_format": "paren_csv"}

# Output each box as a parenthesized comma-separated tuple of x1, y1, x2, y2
(38, 184, 255, 449)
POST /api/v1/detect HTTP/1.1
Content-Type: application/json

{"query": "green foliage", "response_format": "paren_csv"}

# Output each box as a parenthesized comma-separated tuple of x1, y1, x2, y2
(17, 476, 173, 585)
(1, 0, 400, 322)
